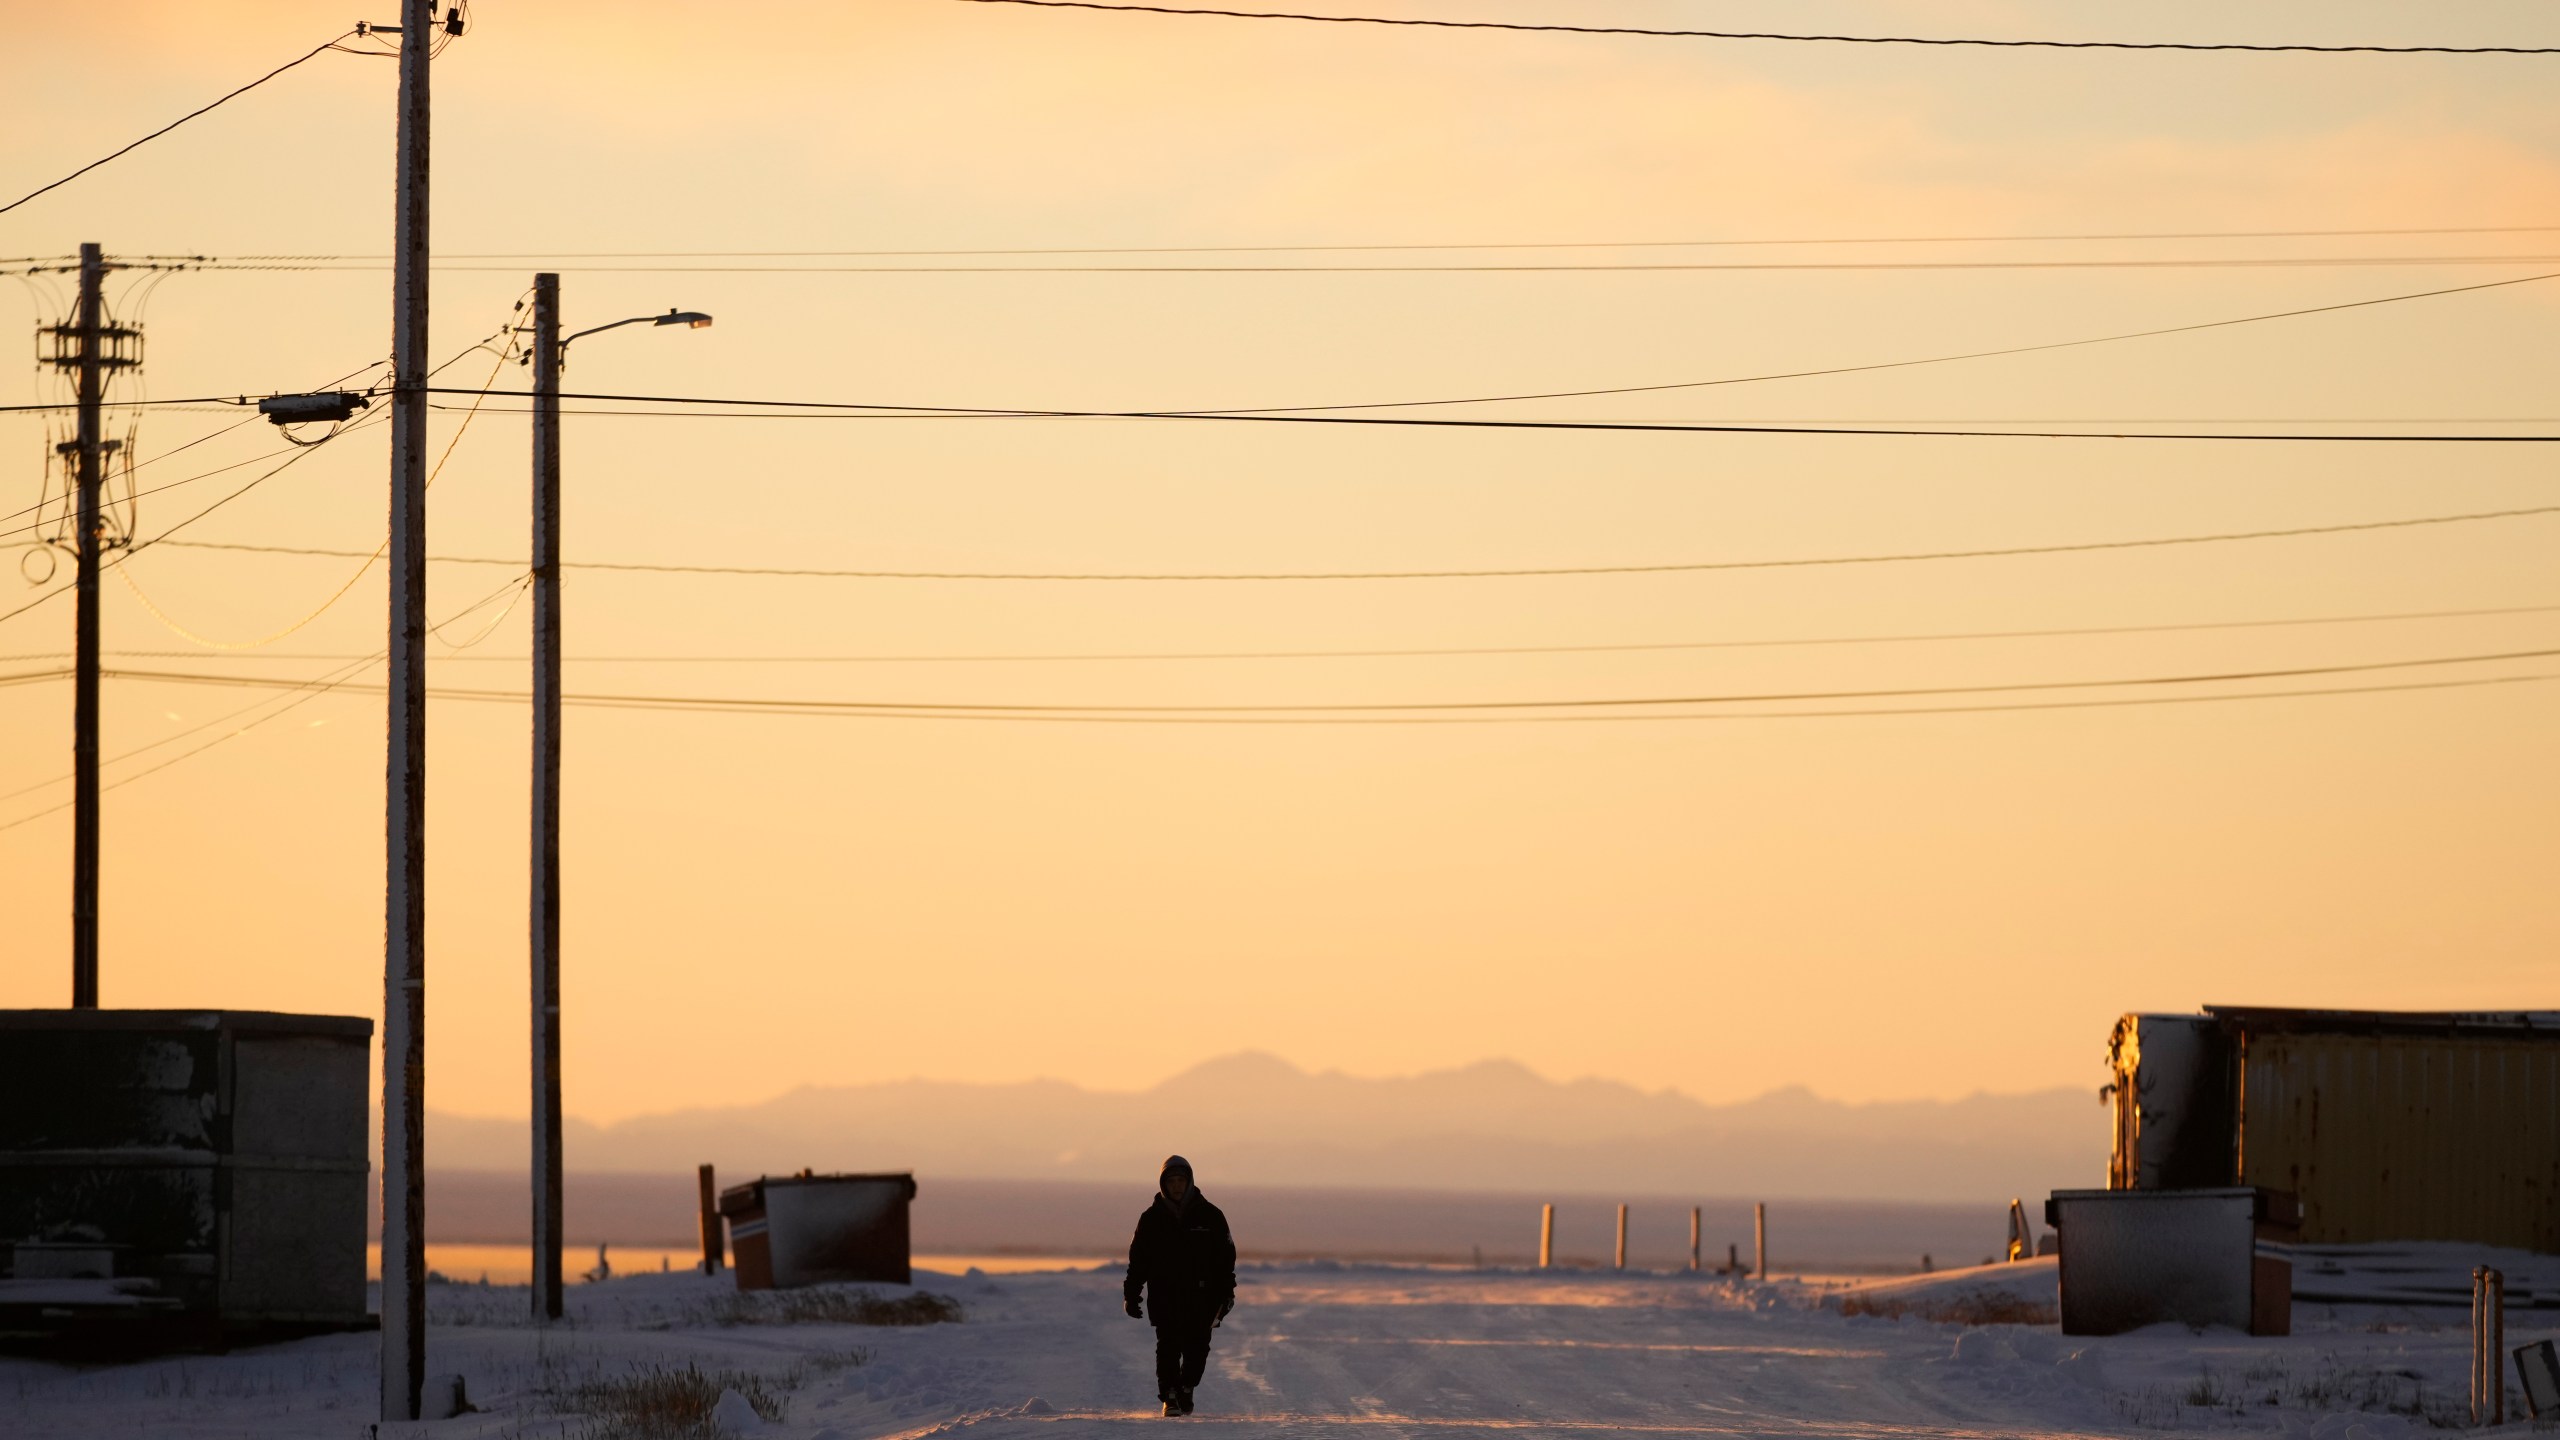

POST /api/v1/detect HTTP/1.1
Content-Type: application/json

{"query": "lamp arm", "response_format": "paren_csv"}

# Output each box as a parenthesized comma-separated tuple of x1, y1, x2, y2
(557, 314, 660, 357)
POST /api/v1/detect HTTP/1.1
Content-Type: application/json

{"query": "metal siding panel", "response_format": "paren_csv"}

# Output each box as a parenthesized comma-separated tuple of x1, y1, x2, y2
(2240, 1030, 2559, 1248)
(230, 1036, 369, 1162)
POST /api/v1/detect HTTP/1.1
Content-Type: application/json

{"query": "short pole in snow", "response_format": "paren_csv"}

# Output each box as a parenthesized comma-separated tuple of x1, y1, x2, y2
(2475, 1266, 2507, 1425)
(698, 1163, 724, 1274)
(1754, 1203, 1767, 1284)
(1539, 1204, 1554, 1268)
(1614, 1205, 1628, 1270)
(1689, 1207, 1701, 1271)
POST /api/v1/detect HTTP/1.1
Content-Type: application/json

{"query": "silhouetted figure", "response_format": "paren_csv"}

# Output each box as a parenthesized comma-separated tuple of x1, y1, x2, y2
(1123, 1154, 1236, 1417)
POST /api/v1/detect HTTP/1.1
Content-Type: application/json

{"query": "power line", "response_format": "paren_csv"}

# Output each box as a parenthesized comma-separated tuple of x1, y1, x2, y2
(108, 332, 521, 651)
(427, 406, 2560, 426)
(232, 670, 2560, 724)
(0, 655, 373, 806)
(409, 268, 2560, 421)
(81, 642, 2560, 715)
(15, 662, 2552, 726)
(12, 269, 2557, 432)
(0, 420, 374, 631)
(1189, 272, 2560, 416)
(0, 33, 355, 218)
(181, 254, 2560, 273)
(144, 504, 2560, 581)
(949, 0, 2560, 54)
(0, 434, 355, 542)
(10, 600, 2557, 667)
(0, 396, 249, 415)
(0, 575, 525, 827)
(194, 223, 2560, 259)
(419, 386, 2560, 443)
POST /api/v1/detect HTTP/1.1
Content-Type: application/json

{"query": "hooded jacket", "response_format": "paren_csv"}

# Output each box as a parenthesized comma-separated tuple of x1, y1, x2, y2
(1125, 1163, 1235, 1328)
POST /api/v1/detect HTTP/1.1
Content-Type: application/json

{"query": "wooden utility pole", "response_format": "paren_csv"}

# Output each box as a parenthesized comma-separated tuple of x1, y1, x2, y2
(529, 273, 565, 1322)
(381, 0, 434, 1419)
(1538, 1204, 1554, 1268)
(1614, 1205, 1628, 1270)
(68, 242, 104, 1007)
(1754, 1203, 1767, 1283)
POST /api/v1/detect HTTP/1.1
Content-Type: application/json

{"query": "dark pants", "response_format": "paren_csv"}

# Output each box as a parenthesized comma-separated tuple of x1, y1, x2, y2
(1154, 1319, 1213, 1399)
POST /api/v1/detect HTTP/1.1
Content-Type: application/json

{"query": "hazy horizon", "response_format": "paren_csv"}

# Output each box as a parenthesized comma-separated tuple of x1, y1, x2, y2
(429, 1049, 2089, 1128)
(408, 1048, 2104, 1203)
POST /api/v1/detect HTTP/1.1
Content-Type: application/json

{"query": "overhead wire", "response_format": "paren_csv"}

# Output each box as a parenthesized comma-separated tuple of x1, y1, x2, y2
(9, 267, 2559, 435)
(947, 0, 2560, 54)
(108, 321, 522, 650)
(0, 32, 359, 218)
(0, 420, 378, 632)
(196, 223, 2560, 260)
(176, 254, 2560, 274)
(1172, 271, 2560, 416)
(74, 643, 2560, 720)
(144, 503, 2560, 582)
(398, 268, 2560, 422)
(513, 392, 2560, 444)
(14, 599, 2558, 668)
(0, 572, 525, 830)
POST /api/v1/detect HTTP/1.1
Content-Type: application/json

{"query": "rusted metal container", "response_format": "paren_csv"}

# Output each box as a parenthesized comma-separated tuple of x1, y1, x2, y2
(2105, 1007, 2560, 1251)
(2047, 1186, 2298, 1335)
(718, 1172, 916, 1291)
(0, 1009, 374, 1336)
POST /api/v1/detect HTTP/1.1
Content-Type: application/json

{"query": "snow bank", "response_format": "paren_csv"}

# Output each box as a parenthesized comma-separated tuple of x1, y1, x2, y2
(1824, 1255, 2058, 1324)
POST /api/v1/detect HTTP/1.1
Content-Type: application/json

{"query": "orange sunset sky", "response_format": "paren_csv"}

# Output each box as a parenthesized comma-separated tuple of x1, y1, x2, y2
(3, 1, 2556, 1126)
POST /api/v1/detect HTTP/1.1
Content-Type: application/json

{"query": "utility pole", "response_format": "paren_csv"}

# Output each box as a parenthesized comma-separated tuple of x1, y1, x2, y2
(529, 271, 564, 1322)
(381, 0, 434, 1420)
(68, 243, 104, 1008)
(517, 292, 706, 1322)
(46, 242, 137, 1008)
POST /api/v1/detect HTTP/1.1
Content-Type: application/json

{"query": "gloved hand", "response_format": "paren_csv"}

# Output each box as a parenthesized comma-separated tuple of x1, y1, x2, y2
(1214, 1295, 1234, 1328)
(1124, 1296, 1144, 1320)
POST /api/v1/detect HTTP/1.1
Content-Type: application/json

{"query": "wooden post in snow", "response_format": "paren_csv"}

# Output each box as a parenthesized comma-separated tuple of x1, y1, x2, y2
(2476, 1267, 2507, 1425)
(1754, 1203, 1767, 1283)
(1689, 1207, 1702, 1271)
(1614, 1205, 1628, 1270)
(1539, 1204, 1554, 1268)
(698, 1164, 724, 1274)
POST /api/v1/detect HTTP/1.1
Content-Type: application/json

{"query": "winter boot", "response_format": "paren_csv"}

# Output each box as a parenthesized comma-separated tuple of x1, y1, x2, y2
(1176, 1389, 1196, 1416)
(1162, 1395, 1181, 1418)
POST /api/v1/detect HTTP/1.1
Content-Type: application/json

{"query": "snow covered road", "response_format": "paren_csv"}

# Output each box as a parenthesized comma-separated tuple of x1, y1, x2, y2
(0, 1261, 2527, 1438)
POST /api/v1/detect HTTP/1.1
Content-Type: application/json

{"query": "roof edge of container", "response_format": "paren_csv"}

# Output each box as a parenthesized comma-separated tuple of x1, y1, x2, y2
(2200, 1004, 2560, 1038)
(0, 1008, 375, 1036)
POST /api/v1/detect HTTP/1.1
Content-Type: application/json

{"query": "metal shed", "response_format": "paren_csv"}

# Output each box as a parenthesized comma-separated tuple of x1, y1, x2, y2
(719, 1172, 916, 1290)
(2107, 1007, 2560, 1251)
(0, 1009, 374, 1336)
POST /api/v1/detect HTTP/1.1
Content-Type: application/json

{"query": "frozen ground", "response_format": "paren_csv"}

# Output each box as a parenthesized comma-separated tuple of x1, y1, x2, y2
(0, 1260, 2545, 1439)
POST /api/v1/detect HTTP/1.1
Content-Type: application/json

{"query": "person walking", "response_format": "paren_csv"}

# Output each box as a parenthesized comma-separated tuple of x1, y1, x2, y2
(1123, 1154, 1236, 1416)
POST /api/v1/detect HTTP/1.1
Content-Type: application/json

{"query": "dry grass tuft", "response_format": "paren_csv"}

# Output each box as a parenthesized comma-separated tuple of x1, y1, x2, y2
(714, 1287, 964, 1328)
(566, 1361, 785, 1439)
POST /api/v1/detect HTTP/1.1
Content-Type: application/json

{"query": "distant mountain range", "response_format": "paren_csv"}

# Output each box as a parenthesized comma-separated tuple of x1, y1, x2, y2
(428, 1053, 2103, 1204)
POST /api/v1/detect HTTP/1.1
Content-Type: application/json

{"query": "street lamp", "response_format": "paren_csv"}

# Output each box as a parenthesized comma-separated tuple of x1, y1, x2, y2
(527, 277, 711, 1323)
(554, 307, 714, 358)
